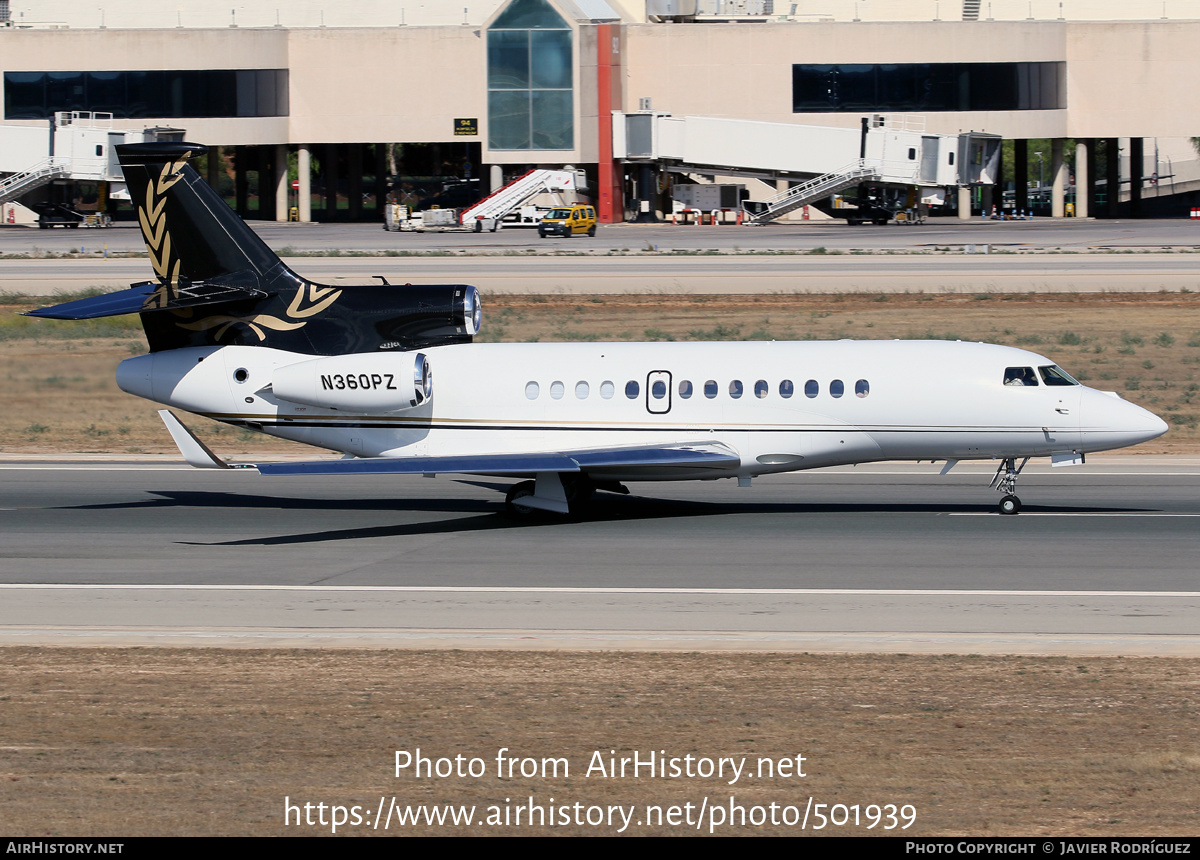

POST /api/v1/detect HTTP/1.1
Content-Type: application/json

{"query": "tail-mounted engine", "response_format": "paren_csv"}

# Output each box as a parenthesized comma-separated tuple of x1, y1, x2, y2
(271, 352, 432, 413)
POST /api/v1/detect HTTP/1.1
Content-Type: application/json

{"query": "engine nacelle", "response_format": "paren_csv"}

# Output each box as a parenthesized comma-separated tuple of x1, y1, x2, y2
(271, 352, 431, 413)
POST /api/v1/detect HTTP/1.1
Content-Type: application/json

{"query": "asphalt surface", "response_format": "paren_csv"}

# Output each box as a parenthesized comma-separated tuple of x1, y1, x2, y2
(5, 218, 1199, 296)
(7, 252, 1200, 296)
(1, 459, 1197, 654)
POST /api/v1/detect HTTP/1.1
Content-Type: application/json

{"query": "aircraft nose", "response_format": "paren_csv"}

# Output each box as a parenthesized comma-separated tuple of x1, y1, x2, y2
(1082, 388, 1168, 451)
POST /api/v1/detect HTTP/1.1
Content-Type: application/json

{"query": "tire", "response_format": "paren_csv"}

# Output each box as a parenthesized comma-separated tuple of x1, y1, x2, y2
(538, 228, 547, 238)
(587, 225, 596, 237)
(505, 480, 538, 516)
(998, 494, 1021, 515)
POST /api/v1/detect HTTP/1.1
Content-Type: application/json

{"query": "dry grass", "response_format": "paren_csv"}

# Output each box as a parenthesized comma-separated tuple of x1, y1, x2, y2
(4, 291, 1200, 454)
(1, 649, 1197, 836)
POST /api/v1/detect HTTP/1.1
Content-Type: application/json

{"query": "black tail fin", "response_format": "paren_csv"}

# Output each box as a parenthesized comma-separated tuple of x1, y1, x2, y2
(118, 142, 297, 295)
(31, 142, 481, 356)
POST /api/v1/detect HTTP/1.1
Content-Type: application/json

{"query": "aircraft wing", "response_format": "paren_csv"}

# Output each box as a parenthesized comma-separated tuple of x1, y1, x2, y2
(255, 442, 740, 479)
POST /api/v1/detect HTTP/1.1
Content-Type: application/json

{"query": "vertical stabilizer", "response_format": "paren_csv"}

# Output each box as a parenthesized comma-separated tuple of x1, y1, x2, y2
(116, 142, 299, 297)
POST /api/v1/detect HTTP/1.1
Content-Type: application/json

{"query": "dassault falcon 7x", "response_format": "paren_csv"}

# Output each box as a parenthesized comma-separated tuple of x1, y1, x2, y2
(30, 143, 1167, 516)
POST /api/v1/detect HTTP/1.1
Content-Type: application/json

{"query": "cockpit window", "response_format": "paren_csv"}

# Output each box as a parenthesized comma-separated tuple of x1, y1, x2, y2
(1039, 365, 1079, 386)
(1003, 367, 1038, 386)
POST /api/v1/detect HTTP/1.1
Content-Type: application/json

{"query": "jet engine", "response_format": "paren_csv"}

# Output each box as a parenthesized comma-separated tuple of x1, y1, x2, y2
(271, 352, 431, 413)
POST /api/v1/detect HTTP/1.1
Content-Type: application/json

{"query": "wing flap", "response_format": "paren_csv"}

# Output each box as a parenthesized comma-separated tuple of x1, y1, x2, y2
(254, 442, 741, 479)
(257, 452, 581, 477)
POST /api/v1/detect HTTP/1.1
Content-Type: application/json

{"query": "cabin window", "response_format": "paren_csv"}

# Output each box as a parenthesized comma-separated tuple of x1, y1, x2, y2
(1004, 367, 1038, 386)
(754, 380, 768, 399)
(804, 379, 819, 398)
(704, 380, 718, 399)
(855, 379, 870, 398)
(830, 379, 844, 398)
(575, 381, 589, 399)
(525, 381, 540, 399)
(625, 380, 640, 399)
(729, 380, 743, 399)
(651, 379, 667, 399)
(600, 380, 614, 399)
(550, 380, 564, 399)
(679, 380, 693, 399)
(1039, 365, 1079, 386)
(779, 379, 794, 398)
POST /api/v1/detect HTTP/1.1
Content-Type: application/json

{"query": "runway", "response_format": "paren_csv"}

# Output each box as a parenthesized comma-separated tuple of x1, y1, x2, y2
(2, 458, 1198, 654)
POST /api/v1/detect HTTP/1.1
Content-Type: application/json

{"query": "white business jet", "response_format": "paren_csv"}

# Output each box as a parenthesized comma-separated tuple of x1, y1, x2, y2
(30, 144, 1167, 516)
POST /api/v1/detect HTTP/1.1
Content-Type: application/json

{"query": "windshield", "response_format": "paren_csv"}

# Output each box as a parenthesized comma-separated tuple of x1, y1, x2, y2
(1039, 365, 1080, 386)
(545, 208, 572, 219)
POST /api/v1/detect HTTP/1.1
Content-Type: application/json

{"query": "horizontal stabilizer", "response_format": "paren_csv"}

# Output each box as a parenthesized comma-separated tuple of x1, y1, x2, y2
(256, 443, 741, 479)
(27, 277, 268, 320)
(25, 284, 159, 320)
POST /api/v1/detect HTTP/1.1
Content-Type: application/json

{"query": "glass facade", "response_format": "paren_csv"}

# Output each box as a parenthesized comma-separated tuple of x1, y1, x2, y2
(3, 69, 289, 120)
(487, 0, 573, 150)
(792, 62, 1065, 113)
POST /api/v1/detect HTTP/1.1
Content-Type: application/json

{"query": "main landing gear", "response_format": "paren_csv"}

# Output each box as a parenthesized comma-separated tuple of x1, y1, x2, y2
(504, 475, 626, 517)
(990, 457, 1029, 515)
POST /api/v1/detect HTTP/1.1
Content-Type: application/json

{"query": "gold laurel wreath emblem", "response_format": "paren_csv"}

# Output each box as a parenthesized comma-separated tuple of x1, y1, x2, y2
(134, 156, 342, 341)
(139, 160, 187, 309)
(177, 282, 343, 341)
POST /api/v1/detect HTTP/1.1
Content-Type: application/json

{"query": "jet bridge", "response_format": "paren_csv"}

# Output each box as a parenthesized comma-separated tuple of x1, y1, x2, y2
(614, 112, 1000, 223)
(0, 112, 175, 224)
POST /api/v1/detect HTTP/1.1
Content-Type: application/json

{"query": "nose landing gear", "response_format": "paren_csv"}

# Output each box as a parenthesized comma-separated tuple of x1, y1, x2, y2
(991, 457, 1028, 515)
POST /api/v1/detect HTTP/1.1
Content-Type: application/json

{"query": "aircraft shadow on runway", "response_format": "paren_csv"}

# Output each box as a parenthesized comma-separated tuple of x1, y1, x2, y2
(53, 486, 1158, 547)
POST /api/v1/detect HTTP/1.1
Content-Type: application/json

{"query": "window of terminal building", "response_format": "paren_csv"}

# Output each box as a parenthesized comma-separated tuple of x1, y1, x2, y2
(3, 69, 289, 120)
(487, 0, 573, 151)
(791, 62, 1065, 113)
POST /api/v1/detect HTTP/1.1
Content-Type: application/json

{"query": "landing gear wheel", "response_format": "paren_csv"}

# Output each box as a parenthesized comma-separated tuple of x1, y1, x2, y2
(505, 480, 537, 516)
(998, 494, 1021, 516)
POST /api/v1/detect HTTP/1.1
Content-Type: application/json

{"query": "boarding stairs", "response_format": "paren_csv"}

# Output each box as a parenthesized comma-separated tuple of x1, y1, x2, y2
(458, 168, 584, 226)
(745, 159, 882, 225)
(961, 0, 982, 20)
(0, 158, 71, 205)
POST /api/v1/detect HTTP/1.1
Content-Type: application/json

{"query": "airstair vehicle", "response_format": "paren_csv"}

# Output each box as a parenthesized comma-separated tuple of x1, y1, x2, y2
(457, 167, 587, 228)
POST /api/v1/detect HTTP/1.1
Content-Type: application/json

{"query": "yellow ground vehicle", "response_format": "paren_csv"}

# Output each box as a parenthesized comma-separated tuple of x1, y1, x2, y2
(538, 204, 597, 238)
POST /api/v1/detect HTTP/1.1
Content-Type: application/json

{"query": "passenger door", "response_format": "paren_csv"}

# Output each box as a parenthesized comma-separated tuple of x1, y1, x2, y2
(646, 370, 672, 414)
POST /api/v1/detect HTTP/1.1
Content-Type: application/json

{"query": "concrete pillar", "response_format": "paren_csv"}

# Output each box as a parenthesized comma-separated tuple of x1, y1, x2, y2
(274, 144, 289, 222)
(1074, 140, 1089, 219)
(1013, 139, 1028, 215)
(1129, 137, 1143, 218)
(325, 144, 339, 219)
(490, 164, 504, 193)
(958, 186, 972, 219)
(1051, 138, 1066, 218)
(297, 145, 311, 222)
(348, 144, 363, 221)
(981, 185, 994, 217)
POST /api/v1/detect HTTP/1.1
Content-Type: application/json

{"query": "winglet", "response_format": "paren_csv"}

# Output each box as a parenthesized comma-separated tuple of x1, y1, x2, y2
(158, 410, 231, 469)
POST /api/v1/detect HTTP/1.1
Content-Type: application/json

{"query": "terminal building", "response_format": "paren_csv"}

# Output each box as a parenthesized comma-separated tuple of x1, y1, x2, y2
(1, 0, 1198, 224)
